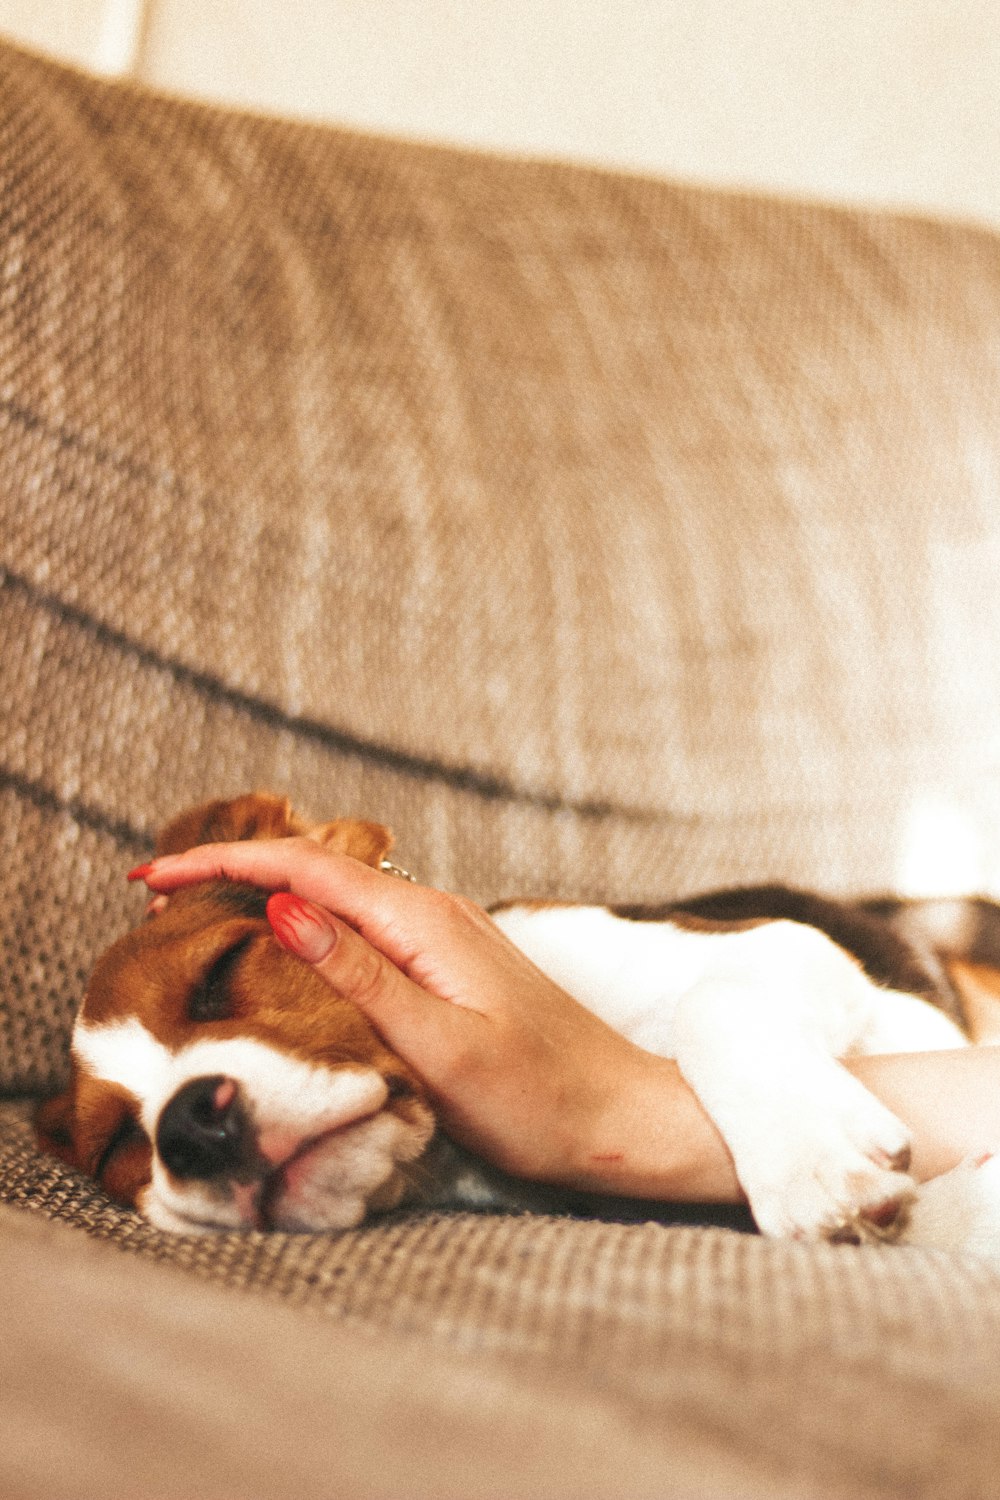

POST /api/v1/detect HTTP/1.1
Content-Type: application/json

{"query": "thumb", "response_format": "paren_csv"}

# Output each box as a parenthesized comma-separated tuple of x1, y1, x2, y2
(265, 892, 463, 1068)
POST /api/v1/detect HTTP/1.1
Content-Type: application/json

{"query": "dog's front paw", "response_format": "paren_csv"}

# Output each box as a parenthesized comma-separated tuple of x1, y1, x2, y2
(734, 1077, 916, 1244)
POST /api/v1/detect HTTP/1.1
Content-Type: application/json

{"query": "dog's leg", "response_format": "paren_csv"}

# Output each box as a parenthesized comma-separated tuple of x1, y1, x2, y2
(672, 921, 917, 1242)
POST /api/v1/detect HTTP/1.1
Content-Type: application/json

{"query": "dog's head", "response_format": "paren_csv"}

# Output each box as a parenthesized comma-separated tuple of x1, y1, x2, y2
(36, 793, 436, 1233)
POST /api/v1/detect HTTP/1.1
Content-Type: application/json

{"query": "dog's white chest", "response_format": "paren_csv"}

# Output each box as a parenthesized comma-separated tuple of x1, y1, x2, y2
(491, 905, 707, 1053)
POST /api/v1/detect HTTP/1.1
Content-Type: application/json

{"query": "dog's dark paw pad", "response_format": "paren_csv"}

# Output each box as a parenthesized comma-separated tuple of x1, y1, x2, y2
(857, 1195, 910, 1242)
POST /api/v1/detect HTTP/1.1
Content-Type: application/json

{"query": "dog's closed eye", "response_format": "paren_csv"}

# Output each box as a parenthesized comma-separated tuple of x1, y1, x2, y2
(188, 936, 254, 1023)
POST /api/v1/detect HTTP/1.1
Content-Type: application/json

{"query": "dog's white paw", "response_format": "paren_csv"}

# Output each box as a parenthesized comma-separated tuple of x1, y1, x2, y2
(903, 1153, 1000, 1260)
(733, 1076, 916, 1243)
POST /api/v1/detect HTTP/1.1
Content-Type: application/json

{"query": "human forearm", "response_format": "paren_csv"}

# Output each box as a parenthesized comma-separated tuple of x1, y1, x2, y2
(575, 1047, 1000, 1205)
(847, 1047, 1000, 1183)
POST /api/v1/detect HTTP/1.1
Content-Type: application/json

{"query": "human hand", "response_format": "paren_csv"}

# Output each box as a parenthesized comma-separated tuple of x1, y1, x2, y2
(133, 839, 741, 1201)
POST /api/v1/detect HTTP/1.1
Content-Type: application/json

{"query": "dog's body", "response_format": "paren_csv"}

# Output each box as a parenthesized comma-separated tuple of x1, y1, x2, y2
(36, 794, 1000, 1251)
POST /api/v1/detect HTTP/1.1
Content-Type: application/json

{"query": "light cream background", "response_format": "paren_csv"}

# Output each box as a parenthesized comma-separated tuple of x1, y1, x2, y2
(1, 0, 998, 226)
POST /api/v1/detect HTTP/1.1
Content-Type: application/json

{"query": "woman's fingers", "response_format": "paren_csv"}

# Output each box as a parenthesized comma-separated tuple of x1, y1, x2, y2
(132, 838, 440, 973)
(132, 837, 537, 1006)
(133, 835, 391, 903)
(266, 891, 472, 1061)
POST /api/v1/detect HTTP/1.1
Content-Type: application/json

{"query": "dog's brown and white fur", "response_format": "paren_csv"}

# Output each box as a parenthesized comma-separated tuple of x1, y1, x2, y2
(36, 793, 1000, 1252)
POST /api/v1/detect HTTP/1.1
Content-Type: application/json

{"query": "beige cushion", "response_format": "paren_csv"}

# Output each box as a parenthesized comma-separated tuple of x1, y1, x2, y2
(5, 1140, 1000, 1500)
(0, 1201, 766, 1500)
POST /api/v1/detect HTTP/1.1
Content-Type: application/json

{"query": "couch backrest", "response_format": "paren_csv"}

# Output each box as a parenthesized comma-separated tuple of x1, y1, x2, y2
(4, 37, 1000, 1090)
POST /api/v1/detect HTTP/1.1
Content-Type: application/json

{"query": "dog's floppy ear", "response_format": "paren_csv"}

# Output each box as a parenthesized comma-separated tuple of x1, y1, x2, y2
(304, 818, 395, 869)
(155, 793, 297, 856)
(34, 1078, 80, 1168)
(154, 793, 395, 869)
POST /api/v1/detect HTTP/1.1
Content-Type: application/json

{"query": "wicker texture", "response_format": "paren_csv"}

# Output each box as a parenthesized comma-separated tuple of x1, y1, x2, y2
(0, 1202, 889, 1500)
(4, 1102, 1000, 1500)
(5, 37, 1000, 1497)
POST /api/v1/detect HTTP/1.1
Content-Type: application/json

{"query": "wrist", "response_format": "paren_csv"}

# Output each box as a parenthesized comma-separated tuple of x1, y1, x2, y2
(560, 1051, 744, 1204)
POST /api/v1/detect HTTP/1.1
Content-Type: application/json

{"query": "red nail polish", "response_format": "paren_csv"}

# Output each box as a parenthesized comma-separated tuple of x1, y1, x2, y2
(266, 891, 305, 947)
(267, 892, 336, 962)
(127, 863, 155, 883)
(267, 894, 298, 952)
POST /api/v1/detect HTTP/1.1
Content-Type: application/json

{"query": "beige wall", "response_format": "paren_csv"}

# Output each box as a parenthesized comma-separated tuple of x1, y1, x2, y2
(2, 1, 999, 225)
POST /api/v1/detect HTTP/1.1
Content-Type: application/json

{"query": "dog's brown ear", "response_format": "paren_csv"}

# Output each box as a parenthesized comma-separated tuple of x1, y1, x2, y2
(34, 1082, 79, 1168)
(154, 794, 394, 869)
(305, 818, 395, 868)
(155, 793, 297, 856)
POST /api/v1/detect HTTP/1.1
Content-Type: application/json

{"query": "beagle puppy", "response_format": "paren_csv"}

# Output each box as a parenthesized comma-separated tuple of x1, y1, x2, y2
(35, 792, 1000, 1249)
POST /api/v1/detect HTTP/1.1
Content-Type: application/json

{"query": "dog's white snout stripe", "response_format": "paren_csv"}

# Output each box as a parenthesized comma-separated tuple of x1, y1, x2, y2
(73, 1018, 389, 1139)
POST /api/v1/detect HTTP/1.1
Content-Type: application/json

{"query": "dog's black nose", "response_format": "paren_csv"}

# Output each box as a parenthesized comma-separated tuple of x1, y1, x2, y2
(156, 1075, 248, 1181)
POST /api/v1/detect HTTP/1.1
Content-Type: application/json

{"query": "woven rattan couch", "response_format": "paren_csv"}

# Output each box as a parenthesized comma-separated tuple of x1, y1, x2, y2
(5, 35, 1000, 1499)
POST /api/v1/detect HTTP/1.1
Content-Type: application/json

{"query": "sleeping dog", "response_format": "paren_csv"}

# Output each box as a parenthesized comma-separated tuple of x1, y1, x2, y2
(35, 792, 1000, 1248)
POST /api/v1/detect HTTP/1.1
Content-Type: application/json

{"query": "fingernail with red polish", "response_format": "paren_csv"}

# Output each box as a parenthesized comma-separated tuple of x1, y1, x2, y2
(127, 863, 155, 883)
(267, 892, 337, 964)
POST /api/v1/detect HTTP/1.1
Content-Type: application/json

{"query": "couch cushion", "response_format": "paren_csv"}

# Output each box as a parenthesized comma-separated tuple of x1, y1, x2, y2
(3, 1104, 1000, 1500)
(3, 33, 1000, 1093)
(0, 1198, 767, 1500)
